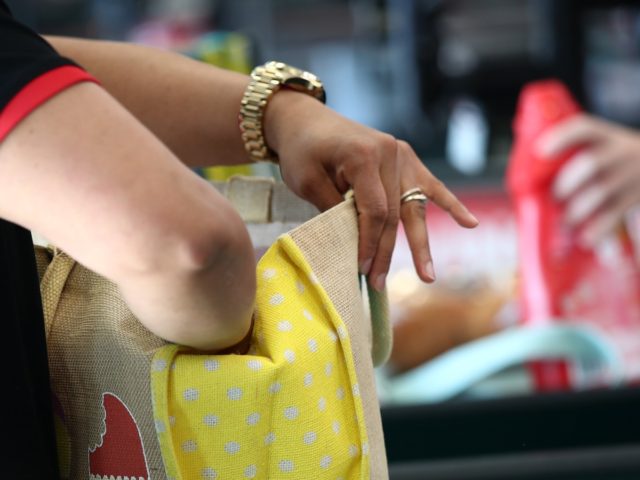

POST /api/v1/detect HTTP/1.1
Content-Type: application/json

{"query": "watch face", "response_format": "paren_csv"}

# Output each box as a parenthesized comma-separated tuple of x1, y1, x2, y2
(283, 76, 326, 103)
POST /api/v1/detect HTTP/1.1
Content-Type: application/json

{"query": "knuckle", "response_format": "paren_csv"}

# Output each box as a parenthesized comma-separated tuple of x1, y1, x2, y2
(296, 178, 316, 199)
(397, 139, 413, 156)
(347, 138, 378, 161)
(364, 201, 388, 223)
(386, 206, 400, 227)
(344, 134, 398, 167)
(378, 133, 399, 156)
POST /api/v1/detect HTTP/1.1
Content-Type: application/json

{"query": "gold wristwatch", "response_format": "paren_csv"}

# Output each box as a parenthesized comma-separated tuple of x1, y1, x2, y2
(239, 61, 326, 163)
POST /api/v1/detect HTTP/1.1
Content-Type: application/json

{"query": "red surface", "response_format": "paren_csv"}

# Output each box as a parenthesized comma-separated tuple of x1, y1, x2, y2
(0, 65, 98, 142)
(89, 393, 149, 479)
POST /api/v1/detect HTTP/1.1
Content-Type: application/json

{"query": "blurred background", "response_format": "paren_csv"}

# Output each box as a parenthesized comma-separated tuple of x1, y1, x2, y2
(10, 0, 640, 478)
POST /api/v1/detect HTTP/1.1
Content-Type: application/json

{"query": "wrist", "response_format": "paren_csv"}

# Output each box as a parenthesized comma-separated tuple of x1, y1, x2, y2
(263, 89, 320, 155)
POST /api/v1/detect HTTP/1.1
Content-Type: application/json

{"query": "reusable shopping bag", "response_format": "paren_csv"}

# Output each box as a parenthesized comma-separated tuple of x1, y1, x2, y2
(35, 176, 391, 480)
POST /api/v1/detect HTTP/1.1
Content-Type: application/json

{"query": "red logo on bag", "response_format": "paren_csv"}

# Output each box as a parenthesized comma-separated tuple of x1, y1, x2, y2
(88, 392, 149, 480)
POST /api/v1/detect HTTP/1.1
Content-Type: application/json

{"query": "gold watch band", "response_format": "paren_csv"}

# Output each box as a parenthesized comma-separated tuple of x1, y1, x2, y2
(239, 61, 325, 164)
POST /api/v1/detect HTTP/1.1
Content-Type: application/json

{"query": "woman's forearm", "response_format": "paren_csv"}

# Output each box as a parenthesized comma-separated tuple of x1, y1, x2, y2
(46, 36, 252, 168)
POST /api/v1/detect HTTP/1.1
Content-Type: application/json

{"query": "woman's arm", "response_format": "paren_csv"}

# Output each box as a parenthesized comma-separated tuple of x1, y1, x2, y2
(0, 81, 255, 351)
(47, 35, 250, 168)
(47, 35, 478, 292)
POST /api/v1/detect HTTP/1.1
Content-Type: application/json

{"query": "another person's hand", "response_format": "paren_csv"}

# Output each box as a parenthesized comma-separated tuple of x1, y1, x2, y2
(538, 113, 640, 246)
(265, 90, 479, 291)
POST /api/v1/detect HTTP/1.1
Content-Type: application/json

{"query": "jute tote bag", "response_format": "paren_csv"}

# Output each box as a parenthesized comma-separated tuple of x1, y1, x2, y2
(35, 176, 391, 480)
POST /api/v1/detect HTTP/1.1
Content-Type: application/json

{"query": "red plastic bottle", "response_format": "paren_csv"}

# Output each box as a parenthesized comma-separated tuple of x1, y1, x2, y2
(507, 80, 640, 391)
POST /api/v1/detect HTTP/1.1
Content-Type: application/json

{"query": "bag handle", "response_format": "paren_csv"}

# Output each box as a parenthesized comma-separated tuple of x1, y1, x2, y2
(377, 323, 624, 404)
(39, 247, 76, 337)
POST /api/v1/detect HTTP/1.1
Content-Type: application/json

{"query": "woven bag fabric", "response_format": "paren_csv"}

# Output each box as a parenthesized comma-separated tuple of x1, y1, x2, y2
(37, 178, 391, 479)
(151, 199, 389, 479)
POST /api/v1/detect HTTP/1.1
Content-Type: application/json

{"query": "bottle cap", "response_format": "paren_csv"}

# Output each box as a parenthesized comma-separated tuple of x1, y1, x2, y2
(507, 79, 582, 193)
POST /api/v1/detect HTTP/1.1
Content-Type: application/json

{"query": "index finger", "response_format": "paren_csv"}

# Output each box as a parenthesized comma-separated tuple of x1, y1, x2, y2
(421, 171, 478, 228)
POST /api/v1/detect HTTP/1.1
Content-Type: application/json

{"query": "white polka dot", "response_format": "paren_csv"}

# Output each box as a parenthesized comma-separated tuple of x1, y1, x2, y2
(183, 388, 199, 401)
(309, 272, 319, 284)
(303, 310, 313, 321)
(303, 431, 317, 445)
(362, 442, 370, 455)
(269, 382, 282, 394)
(337, 325, 347, 339)
(152, 359, 167, 371)
(169, 416, 176, 426)
(182, 440, 197, 452)
(225, 441, 240, 454)
(265, 432, 276, 445)
(303, 373, 313, 387)
(318, 397, 327, 412)
(244, 465, 257, 478)
(204, 359, 220, 371)
(349, 444, 359, 457)
(246, 413, 260, 426)
(332, 420, 340, 434)
(227, 387, 243, 400)
(262, 268, 277, 280)
(154, 419, 166, 433)
(279, 460, 294, 473)
(308, 339, 318, 353)
(320, 455, 332, 469)
(325, 362, 333, 376)
(336, 387, 345, 400)
(278, 320, 293, 332)
(247, 359, 262, 371)
(328, 331, 338, 342)
(203, 414, 218, 427)
(296, 281, 305, 293)
(284, 350, 296, 363)
(270, 293, 285, 306)
(201, 467, 217, 479)
(352, 384, 360, 396)
(284, 406, 299, 420)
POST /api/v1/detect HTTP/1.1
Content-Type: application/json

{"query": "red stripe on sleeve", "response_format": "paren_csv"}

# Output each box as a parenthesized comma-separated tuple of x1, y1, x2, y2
(0, 65, 99, 142)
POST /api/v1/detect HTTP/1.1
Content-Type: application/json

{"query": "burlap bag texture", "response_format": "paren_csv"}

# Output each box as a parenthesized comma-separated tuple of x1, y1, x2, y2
(36, 176, 391, 479)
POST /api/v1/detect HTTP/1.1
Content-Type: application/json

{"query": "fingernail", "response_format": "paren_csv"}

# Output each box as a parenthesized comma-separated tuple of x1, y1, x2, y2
(360, 258, 373, 276)
(373, 273, 387, 292)
(425, 261, 436, 281)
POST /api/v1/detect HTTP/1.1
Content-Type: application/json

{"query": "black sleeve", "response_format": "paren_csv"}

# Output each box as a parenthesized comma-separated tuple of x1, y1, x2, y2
(0, 1, 78, 110)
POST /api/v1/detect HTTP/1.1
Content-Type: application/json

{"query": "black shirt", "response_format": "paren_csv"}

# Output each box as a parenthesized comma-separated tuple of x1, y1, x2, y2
(0, 1, 76, 477)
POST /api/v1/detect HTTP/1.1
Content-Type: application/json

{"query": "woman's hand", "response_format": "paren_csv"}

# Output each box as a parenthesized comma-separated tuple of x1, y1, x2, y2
(538, 113, 640, 246)
(265, 90, 479, 291)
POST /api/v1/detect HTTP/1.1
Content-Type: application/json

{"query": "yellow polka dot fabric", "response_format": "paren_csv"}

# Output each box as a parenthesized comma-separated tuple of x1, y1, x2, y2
(151, 235, 369, 480)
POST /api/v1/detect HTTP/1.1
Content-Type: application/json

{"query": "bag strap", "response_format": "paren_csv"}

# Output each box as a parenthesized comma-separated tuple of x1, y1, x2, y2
(39, 247, 75, 337)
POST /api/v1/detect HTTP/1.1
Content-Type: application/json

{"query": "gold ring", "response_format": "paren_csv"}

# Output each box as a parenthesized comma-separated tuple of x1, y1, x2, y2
(400, 188, 428, 205)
